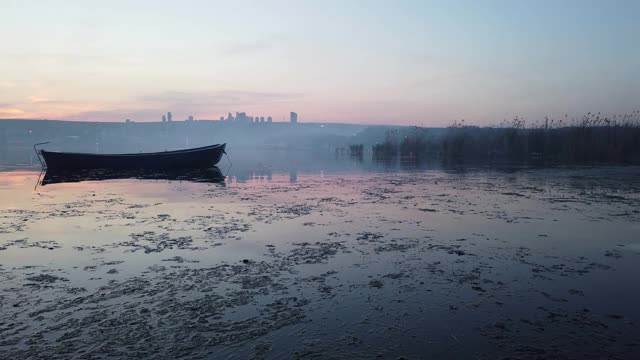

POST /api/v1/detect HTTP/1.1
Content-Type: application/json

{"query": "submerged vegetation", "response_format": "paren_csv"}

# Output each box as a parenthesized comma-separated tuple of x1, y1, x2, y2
(367, 111, 640, 164)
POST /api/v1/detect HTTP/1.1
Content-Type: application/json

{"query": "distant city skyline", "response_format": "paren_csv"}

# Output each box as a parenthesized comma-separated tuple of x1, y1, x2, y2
(1, 1, 639, 126)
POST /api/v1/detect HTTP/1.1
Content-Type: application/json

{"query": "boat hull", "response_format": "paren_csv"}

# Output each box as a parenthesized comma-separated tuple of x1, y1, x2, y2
(40, 144, 226, 171)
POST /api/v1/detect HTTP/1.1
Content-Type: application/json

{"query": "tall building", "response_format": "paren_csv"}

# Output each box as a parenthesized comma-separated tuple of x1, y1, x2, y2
(188, 115, 194, 122)
(260, 116, 265, 123)
(235, 112, 250, 124)
(267, 116, 272, 123)
(290, 112, 298, 124)
(167, 112, 172, 122)
(219, 116, 224, 122)
(226, 112, 234, 122)
(162, 115, 166, 123)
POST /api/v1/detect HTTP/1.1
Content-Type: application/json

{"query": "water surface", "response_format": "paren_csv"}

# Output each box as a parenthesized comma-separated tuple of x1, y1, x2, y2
(1, 165, 639, 359)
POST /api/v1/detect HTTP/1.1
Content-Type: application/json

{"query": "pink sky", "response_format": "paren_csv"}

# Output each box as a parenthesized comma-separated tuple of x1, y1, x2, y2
(1, 1, 638, 126)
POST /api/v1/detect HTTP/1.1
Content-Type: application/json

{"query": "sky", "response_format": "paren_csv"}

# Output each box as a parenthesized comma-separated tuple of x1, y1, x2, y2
(1, 0, 639, 126)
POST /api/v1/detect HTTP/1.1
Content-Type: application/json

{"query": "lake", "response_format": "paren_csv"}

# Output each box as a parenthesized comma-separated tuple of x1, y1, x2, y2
(1, 158, 639, 359)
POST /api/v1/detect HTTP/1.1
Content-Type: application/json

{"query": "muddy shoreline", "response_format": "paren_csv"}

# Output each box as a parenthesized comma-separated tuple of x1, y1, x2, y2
(1, 168, 640, 359)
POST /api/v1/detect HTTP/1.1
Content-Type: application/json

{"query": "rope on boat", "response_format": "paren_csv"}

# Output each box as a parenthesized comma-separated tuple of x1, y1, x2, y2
(223, 150, 232, 168)
(33, 142, 50, 170)
(34, 169, 45, 191)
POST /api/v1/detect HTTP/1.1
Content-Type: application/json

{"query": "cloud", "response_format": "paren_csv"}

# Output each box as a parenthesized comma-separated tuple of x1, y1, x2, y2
(10, 102, 106, 120)
(66, 108, 170, 122)
(0, 107, 25, 117)
(63, 89, 303, 121)
(29, 96, 49, 103)
(138, 90, 302, 108)
(0, 81, 16, 88)
(6, 90, 303, 121)
(225, 39, 272, 55)
(28, 97, 80, 106)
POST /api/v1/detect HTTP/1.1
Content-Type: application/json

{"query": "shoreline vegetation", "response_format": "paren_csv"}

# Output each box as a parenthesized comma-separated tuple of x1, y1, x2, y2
(361, 112, 640, 165)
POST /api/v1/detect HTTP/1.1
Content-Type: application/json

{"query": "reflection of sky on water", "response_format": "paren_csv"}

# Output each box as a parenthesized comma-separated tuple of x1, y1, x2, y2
(1, 165, 640, 358)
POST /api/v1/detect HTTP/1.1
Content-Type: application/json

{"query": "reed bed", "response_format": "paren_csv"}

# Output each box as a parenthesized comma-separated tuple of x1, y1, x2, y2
(369, 111, 640, 164)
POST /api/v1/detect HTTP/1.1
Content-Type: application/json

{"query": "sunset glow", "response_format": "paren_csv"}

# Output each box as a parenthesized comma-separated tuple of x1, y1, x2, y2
(1, 0, 639, 125)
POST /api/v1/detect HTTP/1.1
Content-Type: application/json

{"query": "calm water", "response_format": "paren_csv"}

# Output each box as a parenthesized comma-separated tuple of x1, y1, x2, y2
(1, 161, 640, 359)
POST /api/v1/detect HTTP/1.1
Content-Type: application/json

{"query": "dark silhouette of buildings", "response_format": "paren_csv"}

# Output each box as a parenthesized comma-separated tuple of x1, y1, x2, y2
(290, 112, 298, 124)
(155, 110, 281, 125)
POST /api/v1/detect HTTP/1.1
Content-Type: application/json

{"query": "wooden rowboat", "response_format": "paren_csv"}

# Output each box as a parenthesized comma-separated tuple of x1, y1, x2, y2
(37, 143, 226, 171)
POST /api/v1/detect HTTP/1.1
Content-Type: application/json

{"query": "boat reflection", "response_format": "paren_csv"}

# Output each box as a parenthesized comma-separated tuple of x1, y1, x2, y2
(39, 167, 225, 186)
